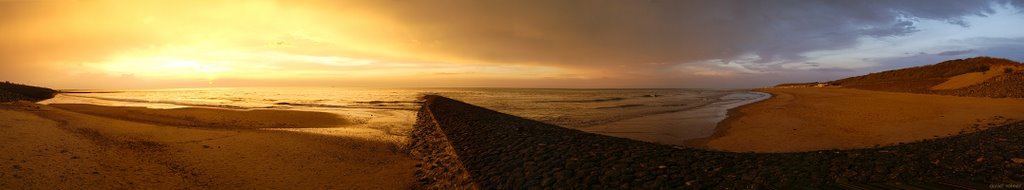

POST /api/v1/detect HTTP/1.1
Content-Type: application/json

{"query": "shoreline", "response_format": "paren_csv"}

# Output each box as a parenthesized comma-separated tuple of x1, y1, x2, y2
(580, 90, 770, 146)
(48, 103, 352, 129)
(41, 94, 418, 142)
(684, 89, 774, 148)
(0, 101, 415, 189)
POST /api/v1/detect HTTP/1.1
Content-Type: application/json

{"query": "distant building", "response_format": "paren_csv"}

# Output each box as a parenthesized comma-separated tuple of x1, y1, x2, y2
(774, 82, 830, 88)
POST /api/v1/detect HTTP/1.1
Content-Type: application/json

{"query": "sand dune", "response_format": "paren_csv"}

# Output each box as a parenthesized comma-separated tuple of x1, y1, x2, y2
(702, 88, 1024, 152)
(0, 102, 414, 189)
(930, 66, 1016, 90)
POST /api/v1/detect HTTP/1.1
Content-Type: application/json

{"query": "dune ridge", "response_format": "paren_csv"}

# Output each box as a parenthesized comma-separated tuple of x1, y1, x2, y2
(930, 65, 1014, 90)
(828, 56, 1024, 98)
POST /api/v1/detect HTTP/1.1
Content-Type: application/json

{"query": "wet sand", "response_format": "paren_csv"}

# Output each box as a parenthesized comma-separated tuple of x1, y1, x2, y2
(582, 92, 769, 145)
(701, 87, 1024, 152)
(0, 101, 415, 189)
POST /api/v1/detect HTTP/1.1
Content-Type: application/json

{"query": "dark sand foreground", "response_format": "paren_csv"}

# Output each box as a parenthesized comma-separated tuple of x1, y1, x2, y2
(702, 87, 1024, 152)
(0, 102, 414, 189)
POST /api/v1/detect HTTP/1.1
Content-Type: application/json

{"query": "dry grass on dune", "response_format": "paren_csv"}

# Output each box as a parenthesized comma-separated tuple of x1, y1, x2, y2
(832, 57, 1024, 98)
(929, 65, 1011, 90)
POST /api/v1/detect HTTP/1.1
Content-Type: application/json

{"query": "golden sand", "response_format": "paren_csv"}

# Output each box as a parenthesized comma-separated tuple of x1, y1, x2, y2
(0, 102, 414, 189)
(701, 88, 1024, 152)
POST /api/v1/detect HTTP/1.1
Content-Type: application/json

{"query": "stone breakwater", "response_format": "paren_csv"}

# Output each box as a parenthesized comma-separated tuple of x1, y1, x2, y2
(409, 100, 479, 189)
(410, 95, 1024, 189)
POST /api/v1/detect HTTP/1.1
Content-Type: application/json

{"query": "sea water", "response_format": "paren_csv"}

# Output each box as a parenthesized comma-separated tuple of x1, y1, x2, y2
(41, 87, 768, 145)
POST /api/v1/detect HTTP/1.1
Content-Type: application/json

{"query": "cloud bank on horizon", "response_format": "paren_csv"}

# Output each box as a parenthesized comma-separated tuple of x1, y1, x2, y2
(1, 0, 1023, 89)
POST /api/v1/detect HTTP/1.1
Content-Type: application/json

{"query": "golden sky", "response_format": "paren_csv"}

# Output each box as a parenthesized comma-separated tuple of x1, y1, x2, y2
(0, 0, 587, 89)
(2, 0, 1022, 89)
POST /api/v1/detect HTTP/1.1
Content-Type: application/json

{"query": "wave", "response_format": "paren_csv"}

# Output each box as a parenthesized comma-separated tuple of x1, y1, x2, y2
(273, 102, 418, 111)
(60, 91, 124, 94)
(535, 97, 627, 103)
(660, 104, 688, 107)
(595, 104, 644, 109)
(62, 94, 266, 109)
(63, 94, 418, 111)
(353, 100, 423, 104)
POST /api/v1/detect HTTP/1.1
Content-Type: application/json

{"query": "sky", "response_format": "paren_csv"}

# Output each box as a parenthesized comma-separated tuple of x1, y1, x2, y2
(2, 0, 1024, 89)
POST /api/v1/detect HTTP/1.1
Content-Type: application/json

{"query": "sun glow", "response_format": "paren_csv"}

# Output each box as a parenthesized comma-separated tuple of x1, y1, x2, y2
(3, 0, 591, 88)
(97, 54, 227, 83)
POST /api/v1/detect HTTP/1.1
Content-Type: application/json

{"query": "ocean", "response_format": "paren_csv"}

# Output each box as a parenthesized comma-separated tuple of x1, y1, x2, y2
(41, 87, 768, 145)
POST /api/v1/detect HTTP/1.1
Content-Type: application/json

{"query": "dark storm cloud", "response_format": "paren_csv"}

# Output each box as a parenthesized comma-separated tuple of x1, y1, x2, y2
(351, 0, 1011, 68)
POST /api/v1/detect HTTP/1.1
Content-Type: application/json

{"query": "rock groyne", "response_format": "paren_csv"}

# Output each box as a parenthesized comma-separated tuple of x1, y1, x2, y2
(409, 101, 479, 189)
(410, 95, 1024, 189)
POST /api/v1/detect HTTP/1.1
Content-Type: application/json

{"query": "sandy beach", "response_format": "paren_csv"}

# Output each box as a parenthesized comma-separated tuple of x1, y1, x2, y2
(701, 87, 1024, 152)
(0, 101, 414, 189)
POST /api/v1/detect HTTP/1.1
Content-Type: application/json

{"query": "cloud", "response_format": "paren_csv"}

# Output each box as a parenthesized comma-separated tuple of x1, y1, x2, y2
(959, 37, 1024, 61)
(432, 72, 473, 76)
(809, 67, 859, 73)
(1, 0, 1022, 88)
(339, 0, 1008, 68)
(871, 37, 1024, 72)
(936, 49, 976, 56)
